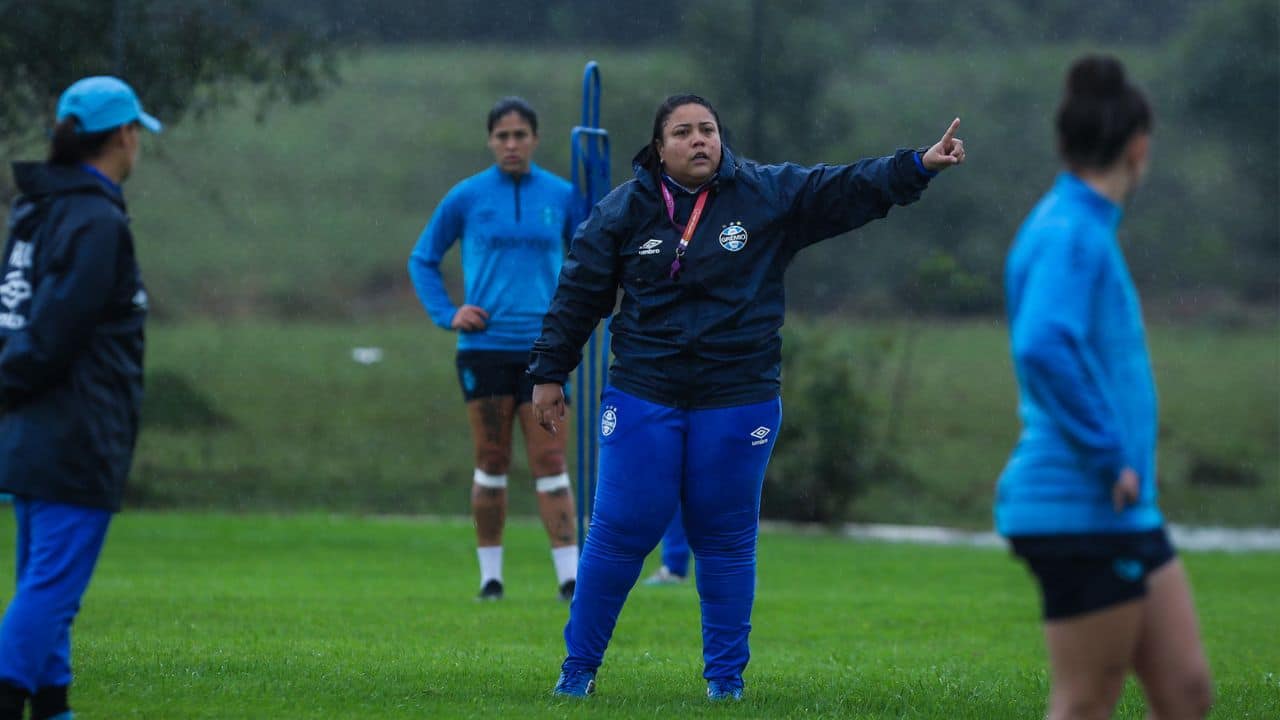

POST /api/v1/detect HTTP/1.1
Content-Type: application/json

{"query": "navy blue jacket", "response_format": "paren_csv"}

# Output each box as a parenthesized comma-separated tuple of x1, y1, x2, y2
(528, 145, 933, 408)
(0, 162, 147, 511)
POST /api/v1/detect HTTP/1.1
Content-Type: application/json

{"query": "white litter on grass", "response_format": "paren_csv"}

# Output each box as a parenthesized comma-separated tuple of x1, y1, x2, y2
(351, 347, 384, 365)
(841, 523, 1003, 548)
(1166, 525, 1280, 552)
(837, 522, 1280, 553)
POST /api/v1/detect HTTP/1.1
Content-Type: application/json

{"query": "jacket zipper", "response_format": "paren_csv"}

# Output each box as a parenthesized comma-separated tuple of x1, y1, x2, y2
(513, 175, 522, 222)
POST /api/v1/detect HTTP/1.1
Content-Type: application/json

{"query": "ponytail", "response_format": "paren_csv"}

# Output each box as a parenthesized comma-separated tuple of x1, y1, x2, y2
(47, 117, 116, 166)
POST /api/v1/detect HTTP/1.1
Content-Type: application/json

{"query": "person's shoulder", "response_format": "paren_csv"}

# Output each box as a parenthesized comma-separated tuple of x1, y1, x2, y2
(600, 178, 647, 214)
(458, 166, 499, 191)
(36, 192, 128, 263)
(727, 158, 819, 194)
(56, 189, 127, 230)
(1034, 194, 1109, 245)
(1016, 200, 1109, 274)
(732, 156, 779, 179)
(720, 158, 803, 211)
(442, 167, 496, 205)
(574, 179, 646, 233)
(532, 165, 573, 192)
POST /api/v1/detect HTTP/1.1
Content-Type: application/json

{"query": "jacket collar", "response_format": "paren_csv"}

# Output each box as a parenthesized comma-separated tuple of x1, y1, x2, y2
(11, 161, 125, 210)
(490, 162, 539, 183)
(1054, 172, 1122, 230)
(632, 144, 739, 193)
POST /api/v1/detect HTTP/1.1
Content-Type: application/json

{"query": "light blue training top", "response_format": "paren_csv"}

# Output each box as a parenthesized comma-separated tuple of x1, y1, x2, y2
(997, 172, 1163, 536)
(408, 163, 576, 352)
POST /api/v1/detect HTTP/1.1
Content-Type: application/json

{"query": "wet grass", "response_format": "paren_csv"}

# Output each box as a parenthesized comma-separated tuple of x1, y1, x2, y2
(0, 512, 1273, 719)
(132, 319, 1279, 528)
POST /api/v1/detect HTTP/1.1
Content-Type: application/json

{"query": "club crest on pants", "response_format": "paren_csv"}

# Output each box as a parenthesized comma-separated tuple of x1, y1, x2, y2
(601, 406, 618, 437)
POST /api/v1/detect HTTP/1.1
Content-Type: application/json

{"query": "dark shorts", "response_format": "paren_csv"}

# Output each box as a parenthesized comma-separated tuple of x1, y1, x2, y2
(455, 351, 534, 404)
(455, 351, 570, 405)
(1010, 527, 1176, 621)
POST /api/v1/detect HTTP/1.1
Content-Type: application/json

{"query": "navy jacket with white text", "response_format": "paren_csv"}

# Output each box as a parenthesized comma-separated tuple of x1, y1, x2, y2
(0, 162, 147, 511)
(527, 144, 934, 409)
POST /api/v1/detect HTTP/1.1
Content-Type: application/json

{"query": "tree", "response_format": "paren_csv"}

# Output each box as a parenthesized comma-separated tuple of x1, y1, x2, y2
(681, 0, 852, 163)
(1175, 0, 1279, 301)
(0, 0, 337, 180)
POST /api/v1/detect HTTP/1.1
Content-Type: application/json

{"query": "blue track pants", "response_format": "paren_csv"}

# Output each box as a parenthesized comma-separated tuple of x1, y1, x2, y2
(0, 499, 112, 693)
(563, 386, 781, 681)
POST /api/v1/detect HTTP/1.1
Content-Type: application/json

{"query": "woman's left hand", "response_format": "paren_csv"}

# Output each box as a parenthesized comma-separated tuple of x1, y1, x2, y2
(922, 118, 966, 171)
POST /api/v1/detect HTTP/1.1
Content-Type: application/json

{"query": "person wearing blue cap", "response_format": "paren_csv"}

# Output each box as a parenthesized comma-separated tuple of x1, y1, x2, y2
(0, 75, 160, 720)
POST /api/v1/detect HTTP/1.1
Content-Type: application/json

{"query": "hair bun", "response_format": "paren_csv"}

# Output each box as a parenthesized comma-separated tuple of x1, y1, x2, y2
(1066, 55, 1127, 98)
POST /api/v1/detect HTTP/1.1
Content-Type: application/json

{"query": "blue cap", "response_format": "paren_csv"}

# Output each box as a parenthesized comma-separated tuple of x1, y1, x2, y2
(56, 76, 162, 134)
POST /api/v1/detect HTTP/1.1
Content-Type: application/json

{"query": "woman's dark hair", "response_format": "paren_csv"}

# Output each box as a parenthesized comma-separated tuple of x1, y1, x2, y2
(487, 96, 537, 135)
(636, 93, 723, 174)
(1056, 55, 1152, 171)
(47, 117, 117, 165)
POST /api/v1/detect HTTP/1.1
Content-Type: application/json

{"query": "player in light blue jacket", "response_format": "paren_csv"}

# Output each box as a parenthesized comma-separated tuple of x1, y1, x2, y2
(408, 98, 579, 603)
(998, 56, 1212, 720)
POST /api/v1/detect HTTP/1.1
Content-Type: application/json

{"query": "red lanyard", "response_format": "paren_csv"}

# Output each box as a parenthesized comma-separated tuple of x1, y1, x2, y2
(661, 183, 709, 280)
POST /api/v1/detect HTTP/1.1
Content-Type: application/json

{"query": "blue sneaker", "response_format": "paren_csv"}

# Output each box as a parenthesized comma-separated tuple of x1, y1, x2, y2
(553, 669, 596, 697)
(707, 678, 743, 701)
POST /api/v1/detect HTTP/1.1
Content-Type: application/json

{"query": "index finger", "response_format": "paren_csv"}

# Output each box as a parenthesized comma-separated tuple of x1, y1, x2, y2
(535, 407, 555, 434)
(942, 117, 960, 141)
(474, 307, 490, 320)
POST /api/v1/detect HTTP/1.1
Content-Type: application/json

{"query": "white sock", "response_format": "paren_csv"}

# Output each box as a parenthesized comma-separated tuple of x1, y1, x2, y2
(478, 546, 503, 586)
(552, 545, 578, 585)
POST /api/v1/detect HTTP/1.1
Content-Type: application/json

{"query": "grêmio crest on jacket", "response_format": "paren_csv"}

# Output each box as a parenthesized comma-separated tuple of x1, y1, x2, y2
(718, 221, 749, 252)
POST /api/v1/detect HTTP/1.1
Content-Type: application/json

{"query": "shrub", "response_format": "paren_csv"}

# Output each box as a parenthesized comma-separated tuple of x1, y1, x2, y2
(763, 324, 914, 523)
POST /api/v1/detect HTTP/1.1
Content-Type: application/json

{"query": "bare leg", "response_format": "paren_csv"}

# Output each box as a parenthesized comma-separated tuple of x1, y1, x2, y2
(467, 397, 516, 546)
(1132, 560, 1213, 720)
(517, 402, 576, 548)
(1044, 599, 1144, 720)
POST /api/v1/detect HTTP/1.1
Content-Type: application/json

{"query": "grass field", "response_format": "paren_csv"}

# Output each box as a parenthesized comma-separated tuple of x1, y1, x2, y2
(0, 513, 1274, 719)
(132, 319, 1279, 528)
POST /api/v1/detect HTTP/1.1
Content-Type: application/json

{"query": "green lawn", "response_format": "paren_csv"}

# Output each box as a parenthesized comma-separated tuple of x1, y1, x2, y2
(132, 320, 1280, 528)
(0, 513, 1274, 719)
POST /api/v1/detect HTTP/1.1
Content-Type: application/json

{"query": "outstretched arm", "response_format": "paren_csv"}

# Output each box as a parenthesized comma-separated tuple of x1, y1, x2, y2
(780, 117, 967, 245)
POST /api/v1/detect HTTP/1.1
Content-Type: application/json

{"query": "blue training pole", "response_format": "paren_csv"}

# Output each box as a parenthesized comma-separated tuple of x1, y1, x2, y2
(571, 61, 611, 554)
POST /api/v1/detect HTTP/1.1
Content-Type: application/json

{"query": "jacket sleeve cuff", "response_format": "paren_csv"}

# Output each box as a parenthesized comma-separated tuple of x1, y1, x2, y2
(527, 371, 565, 387)
(912, 150, 939, 178)
(431, 307, 458, 330)
(1089, 447, 1127, 484)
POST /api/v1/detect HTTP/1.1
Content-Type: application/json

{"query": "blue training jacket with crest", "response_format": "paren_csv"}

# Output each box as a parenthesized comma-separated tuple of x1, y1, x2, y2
(408, 163, 576, 353)
(527, 144, 935, 409)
